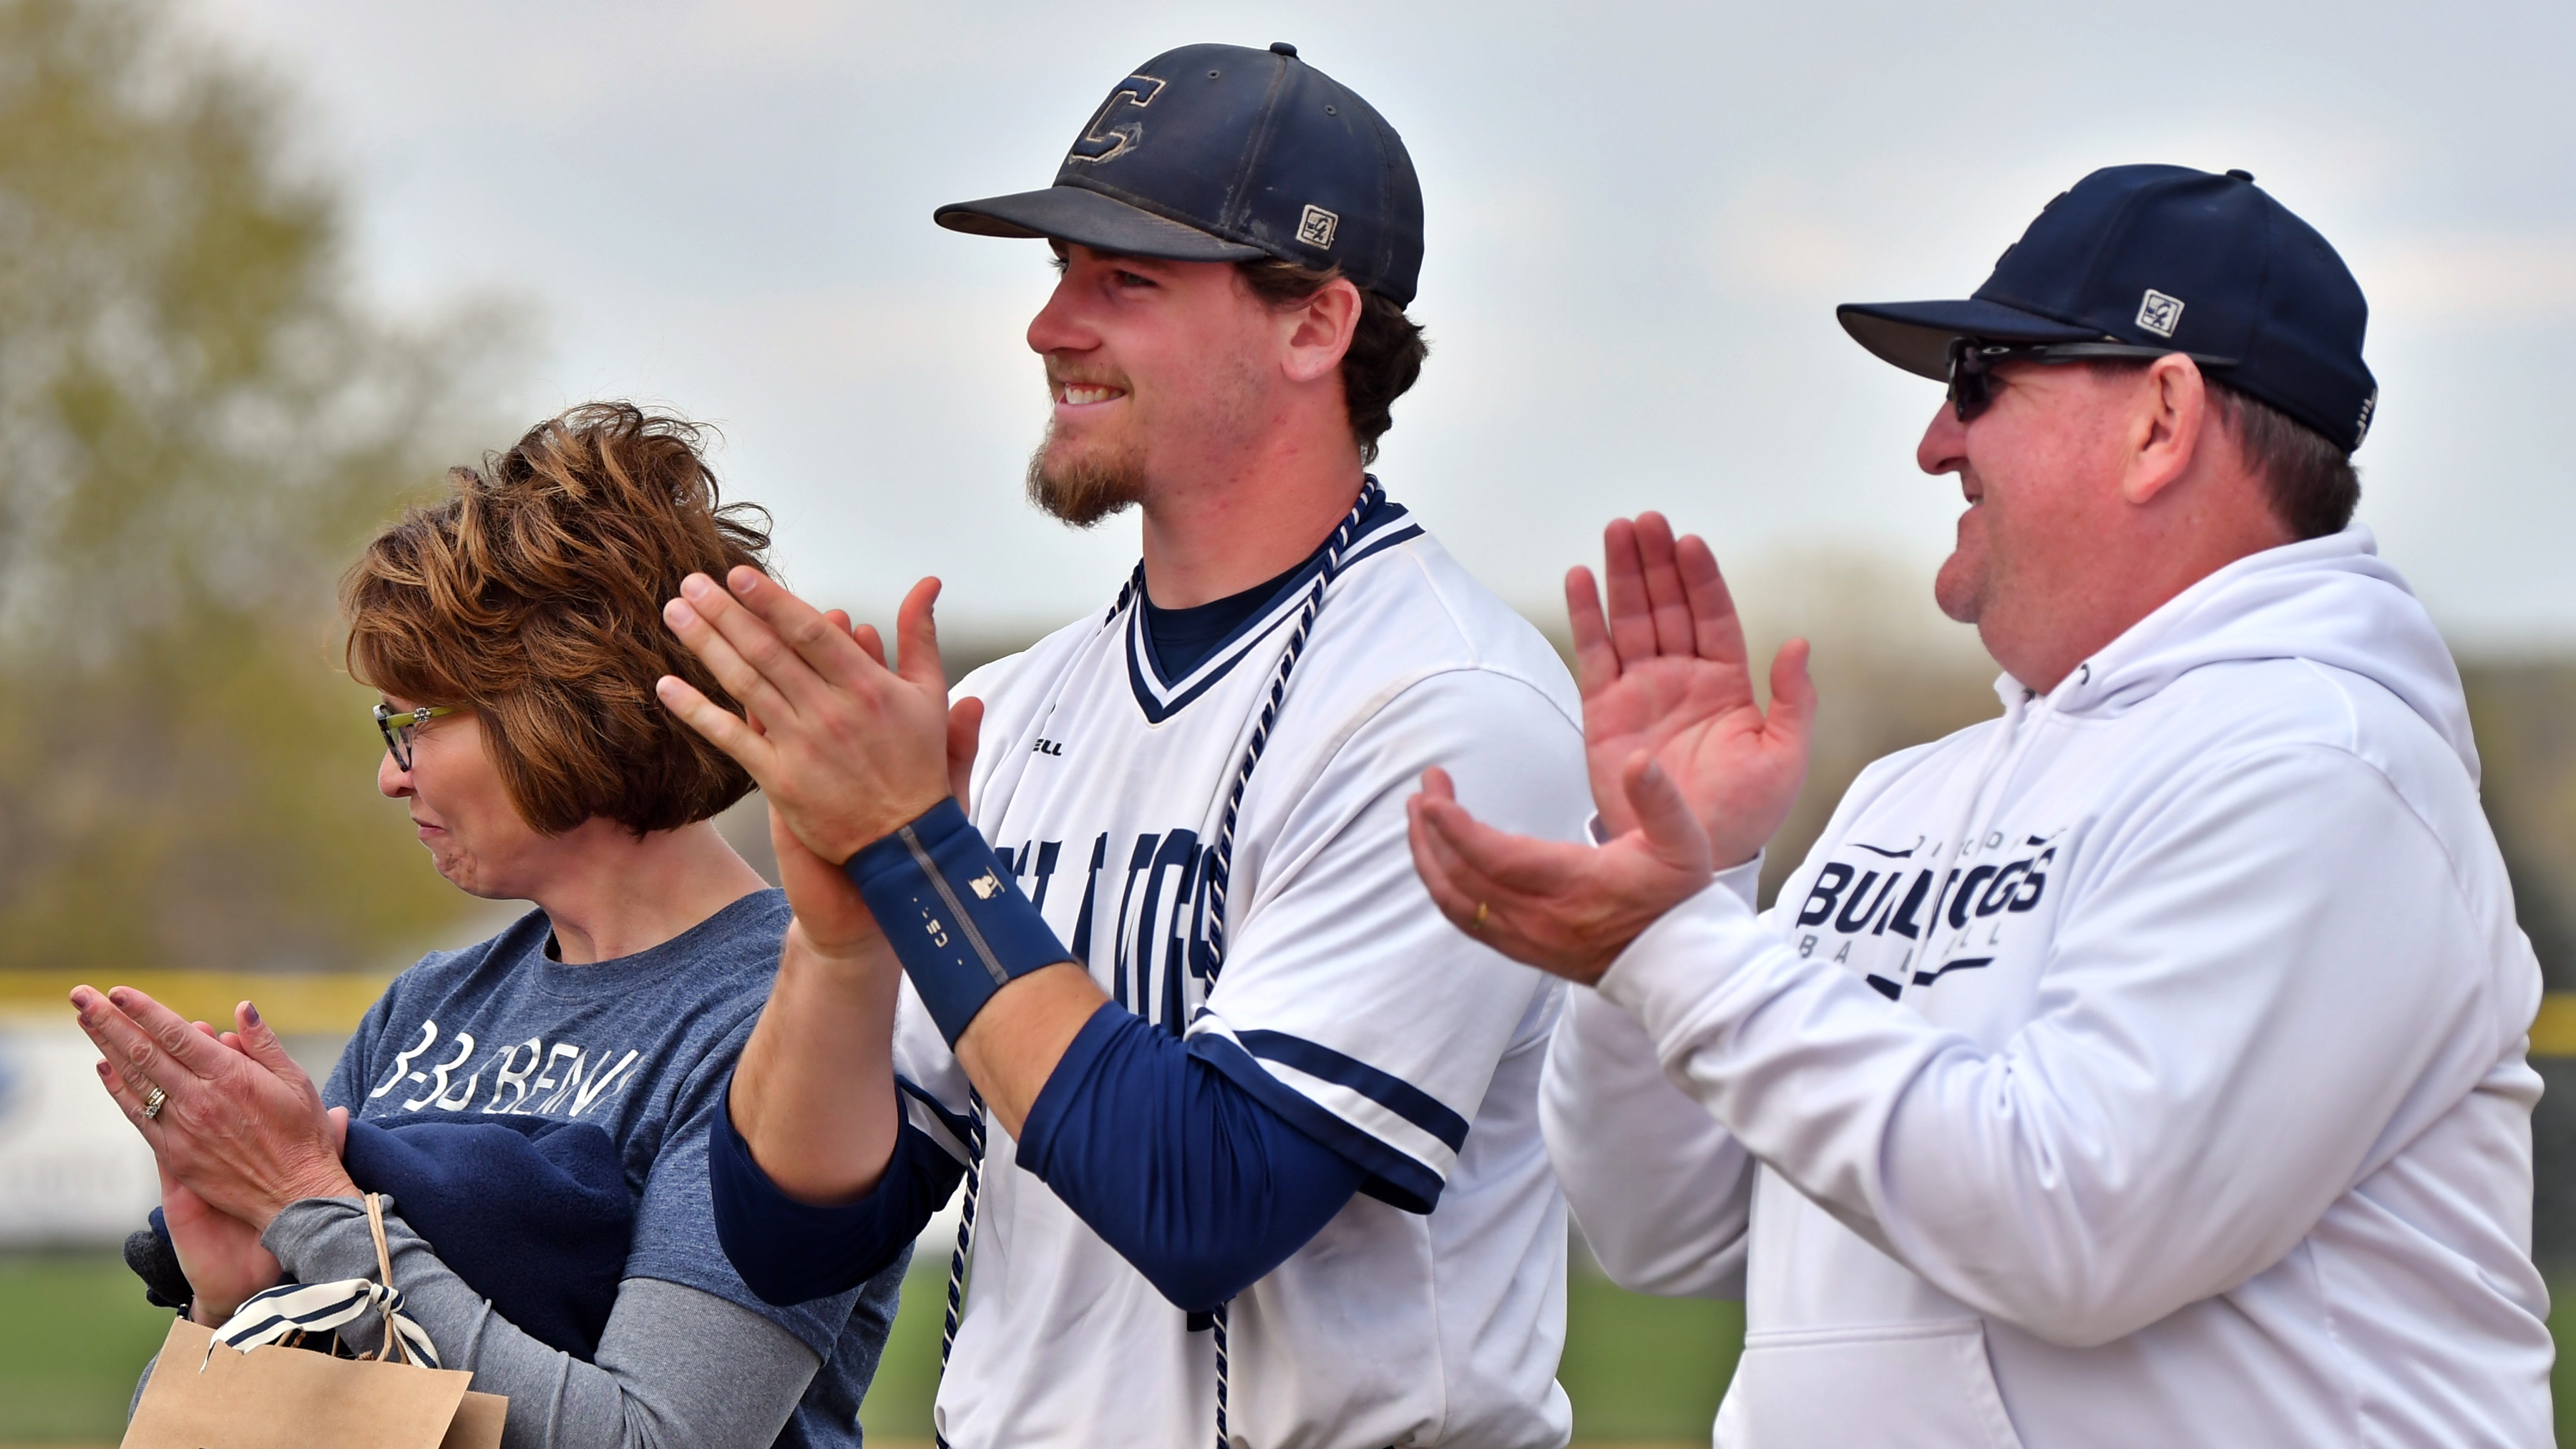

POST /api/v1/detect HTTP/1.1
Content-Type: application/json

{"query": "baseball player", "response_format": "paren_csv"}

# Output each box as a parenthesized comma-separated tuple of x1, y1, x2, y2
(656, 42, 1590, 1449)
(1407, 165, 2553, 1445)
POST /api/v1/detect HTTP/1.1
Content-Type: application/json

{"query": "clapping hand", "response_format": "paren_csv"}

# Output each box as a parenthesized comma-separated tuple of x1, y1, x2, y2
(1571, 513, 1813, 862)
(658, 572, 982, 960)
(147, 1071, 349, 1324)
(72, 990, 358, 1319)
(1407, 514, 1814, 982)
(1410, 756, 1717, 984)
(658, 570, 956, 866)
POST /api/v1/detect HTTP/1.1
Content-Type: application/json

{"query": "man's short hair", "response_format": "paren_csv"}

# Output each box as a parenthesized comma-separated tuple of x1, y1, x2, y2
(2205, 379, 2361, 540)
(1235, 258, 1428, 465)
(341, 402, 772, 836)
(2089, 361, 2361, 540)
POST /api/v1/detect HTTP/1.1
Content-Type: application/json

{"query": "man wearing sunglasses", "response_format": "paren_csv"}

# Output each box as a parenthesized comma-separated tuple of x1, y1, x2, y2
(1407, 164, 2552, 1444)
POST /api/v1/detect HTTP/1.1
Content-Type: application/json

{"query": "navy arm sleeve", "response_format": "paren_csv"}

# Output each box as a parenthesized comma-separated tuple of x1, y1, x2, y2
(1015, 1004, 1366, 1313)
(708, 1074, 964, 1307)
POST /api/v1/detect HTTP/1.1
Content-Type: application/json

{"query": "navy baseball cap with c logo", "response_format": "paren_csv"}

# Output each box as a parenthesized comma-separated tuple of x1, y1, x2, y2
(936, 42, 1425, 307)
(1838, 165, 2380, 452)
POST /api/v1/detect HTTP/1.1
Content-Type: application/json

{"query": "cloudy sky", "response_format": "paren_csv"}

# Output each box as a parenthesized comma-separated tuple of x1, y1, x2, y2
(183, 0, 2575, 648)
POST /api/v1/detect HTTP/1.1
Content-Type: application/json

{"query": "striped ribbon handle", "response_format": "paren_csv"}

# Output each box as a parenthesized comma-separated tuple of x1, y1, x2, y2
(206, 1192, 441, 1370)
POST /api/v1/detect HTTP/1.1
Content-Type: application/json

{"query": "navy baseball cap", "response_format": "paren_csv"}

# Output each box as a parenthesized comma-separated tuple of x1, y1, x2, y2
(936, 42, 1425, 306)
(1838, 165, 2380, 451)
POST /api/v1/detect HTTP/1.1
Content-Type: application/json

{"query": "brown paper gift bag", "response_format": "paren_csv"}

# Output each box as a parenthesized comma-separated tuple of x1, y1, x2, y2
(122, 1194, 507, 1449)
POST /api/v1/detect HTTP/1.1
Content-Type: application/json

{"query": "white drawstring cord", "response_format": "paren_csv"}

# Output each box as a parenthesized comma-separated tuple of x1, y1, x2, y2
(932, 484, 1384, 1449)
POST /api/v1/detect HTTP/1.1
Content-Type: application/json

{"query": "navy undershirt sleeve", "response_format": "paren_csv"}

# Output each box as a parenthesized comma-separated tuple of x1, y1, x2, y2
(708, 1075, 964, 1307)
(1016, 1004, 1366, 1313)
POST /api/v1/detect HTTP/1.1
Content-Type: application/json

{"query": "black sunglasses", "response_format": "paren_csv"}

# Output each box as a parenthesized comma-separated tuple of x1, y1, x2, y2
(1944, 339, 2240, 423)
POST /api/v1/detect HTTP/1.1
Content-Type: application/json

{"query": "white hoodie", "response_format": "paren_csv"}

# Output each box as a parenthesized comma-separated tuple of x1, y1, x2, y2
(1543, 528, 2552, 1448)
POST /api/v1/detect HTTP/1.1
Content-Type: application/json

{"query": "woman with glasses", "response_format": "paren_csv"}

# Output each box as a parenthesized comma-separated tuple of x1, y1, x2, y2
(72, 402, 904, 1449)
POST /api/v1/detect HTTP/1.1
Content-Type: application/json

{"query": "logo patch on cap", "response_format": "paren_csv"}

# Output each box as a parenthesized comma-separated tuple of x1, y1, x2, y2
(1066, 75, 1166, 165)
(1297, 204, 1339, 250)
(2355, 389, 2378, 447)
(2136, 288, 2184, 338)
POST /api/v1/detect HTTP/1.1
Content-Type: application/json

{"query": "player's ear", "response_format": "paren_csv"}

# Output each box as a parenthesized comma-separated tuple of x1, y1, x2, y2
(1281, 277, 1360, 385)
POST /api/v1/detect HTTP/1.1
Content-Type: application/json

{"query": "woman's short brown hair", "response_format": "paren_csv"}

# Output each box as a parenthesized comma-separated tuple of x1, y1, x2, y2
(342, 402, 771, 836)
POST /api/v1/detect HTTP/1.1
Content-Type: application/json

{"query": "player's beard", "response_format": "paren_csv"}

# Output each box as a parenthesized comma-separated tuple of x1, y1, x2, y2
(1025, 421, 1148, 527)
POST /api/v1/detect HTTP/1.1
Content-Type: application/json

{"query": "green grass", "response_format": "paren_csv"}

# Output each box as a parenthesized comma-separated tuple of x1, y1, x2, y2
(855, 1262, 945, 1442)
(0, 1253, 174, 1443)
(1563, 1274, 1742, 1440)
(3, 1252, 1745, 1445)
(15, 1252, 2576, 1444)
(2561, 1289, 2576, 1449)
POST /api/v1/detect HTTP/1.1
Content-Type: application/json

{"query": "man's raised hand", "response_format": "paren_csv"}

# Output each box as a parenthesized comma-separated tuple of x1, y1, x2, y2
(1407, 756, 1714, 984)
(658, 570, 953, 865)
(761, 690, 986, 965)
(1571, 513, 1815, 867)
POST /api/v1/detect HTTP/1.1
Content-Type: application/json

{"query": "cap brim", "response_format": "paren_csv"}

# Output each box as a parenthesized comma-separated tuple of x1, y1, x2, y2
(1835, 298, 2105, 381)
(935, 184, 1269, 263)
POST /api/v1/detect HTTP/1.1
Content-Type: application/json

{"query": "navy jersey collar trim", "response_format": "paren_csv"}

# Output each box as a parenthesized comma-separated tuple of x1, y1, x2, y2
(1117, 490, 1420, 724)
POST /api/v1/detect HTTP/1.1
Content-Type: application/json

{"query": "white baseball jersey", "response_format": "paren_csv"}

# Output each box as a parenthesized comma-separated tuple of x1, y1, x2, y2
(897, 496, 1589, 1449)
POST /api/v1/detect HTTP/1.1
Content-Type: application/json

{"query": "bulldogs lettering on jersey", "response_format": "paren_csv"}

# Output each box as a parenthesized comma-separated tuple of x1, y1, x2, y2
(1005, 828, 1212, 1030)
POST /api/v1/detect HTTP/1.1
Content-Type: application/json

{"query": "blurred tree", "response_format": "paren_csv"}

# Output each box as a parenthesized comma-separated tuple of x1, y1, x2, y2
(0, 0, 505, 975)
(2464, 663, 2576, 991)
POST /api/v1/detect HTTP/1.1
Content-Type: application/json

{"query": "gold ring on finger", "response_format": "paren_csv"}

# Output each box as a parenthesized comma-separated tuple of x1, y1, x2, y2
(141, 1085, 168, 1121)
(1471, 902, 1490, 932)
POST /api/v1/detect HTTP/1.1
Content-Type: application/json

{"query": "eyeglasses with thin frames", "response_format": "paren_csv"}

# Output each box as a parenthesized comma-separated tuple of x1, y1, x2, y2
(373, 703, 457, 772)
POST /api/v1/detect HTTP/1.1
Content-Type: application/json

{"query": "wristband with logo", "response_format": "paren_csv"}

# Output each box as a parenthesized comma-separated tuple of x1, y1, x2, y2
(845, 797, 1071, 1046)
